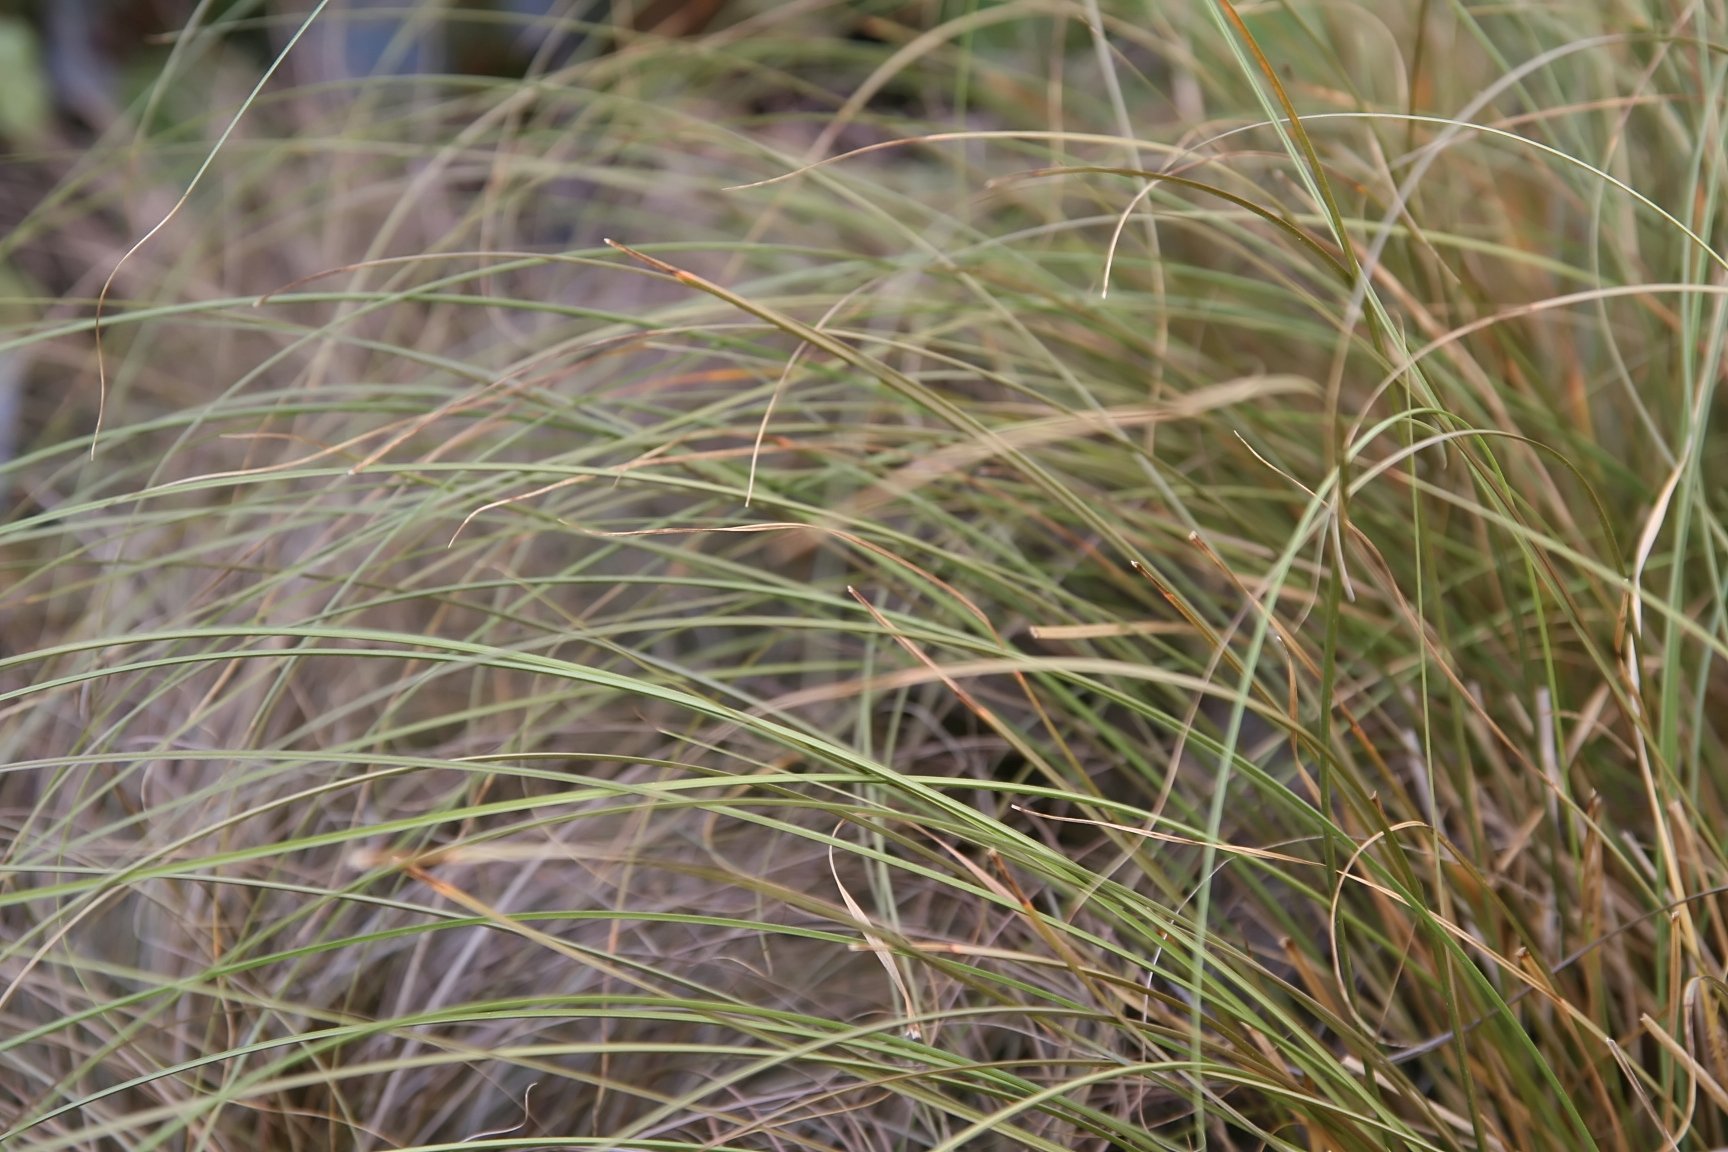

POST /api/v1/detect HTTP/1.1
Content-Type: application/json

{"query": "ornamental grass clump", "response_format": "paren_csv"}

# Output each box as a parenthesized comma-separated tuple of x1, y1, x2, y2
(1, 2, 1724, 1150)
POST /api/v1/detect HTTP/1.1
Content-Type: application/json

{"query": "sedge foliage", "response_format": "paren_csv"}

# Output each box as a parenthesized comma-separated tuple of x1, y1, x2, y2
(2, 2, 1725, 1149)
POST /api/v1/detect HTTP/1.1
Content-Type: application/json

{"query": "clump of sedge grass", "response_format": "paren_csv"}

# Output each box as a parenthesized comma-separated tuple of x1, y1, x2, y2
(1, 2, 1725, 1150)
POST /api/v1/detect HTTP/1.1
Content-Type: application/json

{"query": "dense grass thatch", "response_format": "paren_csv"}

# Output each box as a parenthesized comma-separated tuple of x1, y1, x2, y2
(2, 2, 1725, 1149)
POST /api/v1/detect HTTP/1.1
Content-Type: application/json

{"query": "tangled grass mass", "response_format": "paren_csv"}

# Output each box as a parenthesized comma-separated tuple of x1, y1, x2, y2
(1, 2, 1726, 1149)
